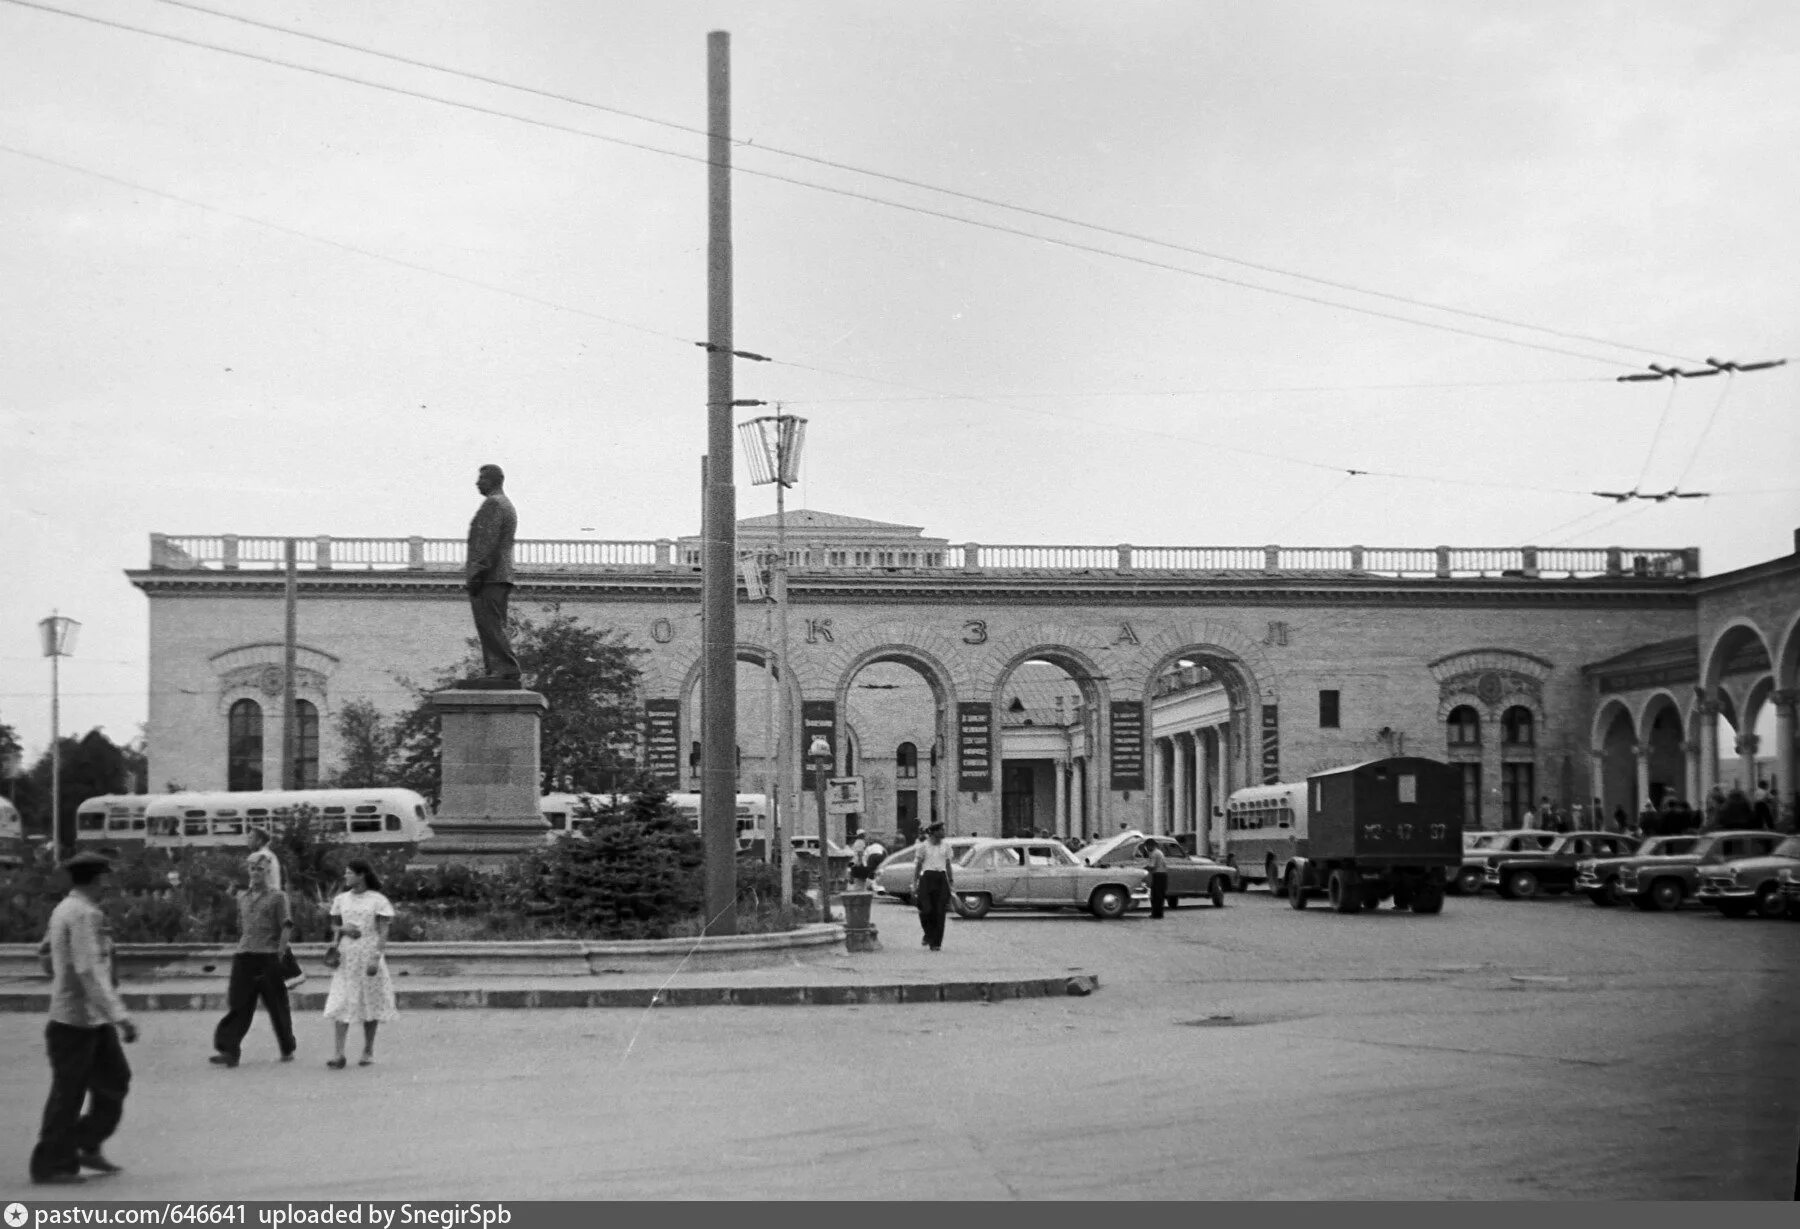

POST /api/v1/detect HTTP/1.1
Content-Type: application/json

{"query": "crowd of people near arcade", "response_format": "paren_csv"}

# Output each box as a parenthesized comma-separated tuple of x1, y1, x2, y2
(1601, 782, 1783, 840)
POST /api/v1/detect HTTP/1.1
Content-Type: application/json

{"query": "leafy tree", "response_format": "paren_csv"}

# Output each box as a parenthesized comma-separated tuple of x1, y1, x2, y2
(328, 698, 398, 787)
(16, 728, 132, 836)
(391, 605, 644, 806)
(0, 719, 22, 777)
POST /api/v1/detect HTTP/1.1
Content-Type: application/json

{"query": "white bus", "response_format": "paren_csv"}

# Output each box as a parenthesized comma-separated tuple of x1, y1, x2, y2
(1222, 781, 1310, 888)
(0, 796, 23, 869)
(539, 792, 770, 852)
(142, 789, 433, 852)
(74, 794, 157, 855)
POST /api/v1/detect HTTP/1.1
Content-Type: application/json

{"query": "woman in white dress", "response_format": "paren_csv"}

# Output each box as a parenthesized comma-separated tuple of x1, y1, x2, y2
(322, 860, 398, 1068)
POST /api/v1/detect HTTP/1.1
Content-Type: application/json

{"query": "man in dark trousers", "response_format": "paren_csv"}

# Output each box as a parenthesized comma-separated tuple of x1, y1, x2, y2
(1144, 837, 1169, 919)
(466, 463, 520, 681)
(209, 853, 295, 1067)
(31, 851, 138, 1185)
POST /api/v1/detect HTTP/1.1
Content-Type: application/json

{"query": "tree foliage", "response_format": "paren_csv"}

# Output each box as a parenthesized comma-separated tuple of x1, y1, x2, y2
(10, 729, 134, 836)
(327, 699, 397, 789)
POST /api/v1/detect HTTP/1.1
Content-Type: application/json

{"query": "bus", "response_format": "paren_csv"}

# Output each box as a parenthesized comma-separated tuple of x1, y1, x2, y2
(539, 791, 770, 852)
(141, 789, 433, 852)
(1222, 780, 1310, 888)
(0, 795, 22, 869)
(73, 794, 158, 856)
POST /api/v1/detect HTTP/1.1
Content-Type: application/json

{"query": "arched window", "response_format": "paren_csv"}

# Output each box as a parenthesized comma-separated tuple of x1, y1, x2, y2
(1447, 706, 1480, 746)
(295, 699, 320, 789)
(896, 742, 918, 779)
(1502, 706, 1534, 746)
(228, 699, 264, 791)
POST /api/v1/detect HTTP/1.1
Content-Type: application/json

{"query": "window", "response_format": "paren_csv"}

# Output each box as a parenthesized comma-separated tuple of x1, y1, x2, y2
(384, 815, 402, 832)
(1501, 762, 1535, 826)
(1502, 706, 1534, 746)
(1458, 763, 1482, 827)
(1447, 706, 1480, 747)
(78, 813, 105, 832)
(1319, 690, 1340, 729)
(896, 742, 918, 779)
(295, 699, 320, 789)
(228, 698, 263, 791)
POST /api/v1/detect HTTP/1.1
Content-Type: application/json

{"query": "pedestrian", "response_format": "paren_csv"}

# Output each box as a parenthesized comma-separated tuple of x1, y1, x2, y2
(31, 850, 138, 1186)
(1143, 838, 1169, 919)
(1752, 793, 1775, 830)
(245, 825, 282, 890)
(848, 833, 871, 890)
(1612, 805, 1628, 831)
(322, 860, 398, 1069)
(912, 823, 956, 952)
(1718, 787, 1754, 830)
(209, 852, 295, 1068)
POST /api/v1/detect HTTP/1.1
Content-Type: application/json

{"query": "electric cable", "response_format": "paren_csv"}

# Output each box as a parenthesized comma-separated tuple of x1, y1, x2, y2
(0, 0, 1659, 367)
(139, 0, 1701, 366)
(1630, 378, 1681, 494)
(1669, 372, 1737, 492)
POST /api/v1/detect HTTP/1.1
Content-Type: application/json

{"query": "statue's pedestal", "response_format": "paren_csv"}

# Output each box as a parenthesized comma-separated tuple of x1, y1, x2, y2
(413, 687, 549, 868)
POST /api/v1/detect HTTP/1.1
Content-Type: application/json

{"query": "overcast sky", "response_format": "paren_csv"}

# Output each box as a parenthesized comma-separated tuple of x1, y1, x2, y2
(3, 0, 1796, 757)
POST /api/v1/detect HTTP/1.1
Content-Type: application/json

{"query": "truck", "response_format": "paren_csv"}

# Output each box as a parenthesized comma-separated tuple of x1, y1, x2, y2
(1277, 757, 1463, 915)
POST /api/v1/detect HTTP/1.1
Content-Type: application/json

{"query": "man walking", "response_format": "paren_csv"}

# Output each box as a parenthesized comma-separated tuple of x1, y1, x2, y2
(1144, 838, 1169, 919)
(210, 855, 296, 1067)
(246, 825, 281, 890)
(466, 463, 520, 681)
(31, 851, 137, 1186)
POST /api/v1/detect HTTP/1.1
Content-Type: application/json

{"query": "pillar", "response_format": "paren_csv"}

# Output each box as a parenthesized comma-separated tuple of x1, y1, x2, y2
(1054, 757, 1069, 838)
(1681, 739, 1698, 805)
(1150, 738, 1168, 836)
(1734, 733, 1759, 794)
(1172, 734, 1191, 839)
(1634, 744, 1651, 818)
(1696, 696, 1720, 802)
(1774, 691, 1797, 831)
(1589, 746, 1607, 826)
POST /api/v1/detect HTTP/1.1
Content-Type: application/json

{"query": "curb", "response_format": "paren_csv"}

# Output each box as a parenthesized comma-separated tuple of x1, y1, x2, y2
(0, 973, 1097, 1011)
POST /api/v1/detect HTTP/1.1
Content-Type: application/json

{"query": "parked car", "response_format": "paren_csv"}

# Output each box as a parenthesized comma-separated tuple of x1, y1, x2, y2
(1598, 831, 1786, 912)
(953, 838, 1149, 919)
(1452, 829, 1559, 895)
(1695, 835, 1800, 918)
(872, 838, 979, 904)
(1484, 831, 1639, 900)
(1575, 834, 1700, 907)
(1080, 831, 1239, 907)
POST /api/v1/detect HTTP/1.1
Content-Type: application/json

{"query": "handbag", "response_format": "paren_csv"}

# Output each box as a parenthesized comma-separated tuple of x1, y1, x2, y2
(321, 942, 341, 971)
(279, 947, 307, 990)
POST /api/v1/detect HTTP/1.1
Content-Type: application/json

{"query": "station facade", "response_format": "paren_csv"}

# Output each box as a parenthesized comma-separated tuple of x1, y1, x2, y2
(129, 515, 1799, 850)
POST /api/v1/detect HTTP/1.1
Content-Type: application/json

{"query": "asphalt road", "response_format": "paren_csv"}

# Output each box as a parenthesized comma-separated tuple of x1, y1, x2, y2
(4, 888, 1796, 1200)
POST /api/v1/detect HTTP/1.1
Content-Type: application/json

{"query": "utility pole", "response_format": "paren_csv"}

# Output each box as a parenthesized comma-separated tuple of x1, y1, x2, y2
(281, 537, 298, 790)
(700, 30, 739, 935)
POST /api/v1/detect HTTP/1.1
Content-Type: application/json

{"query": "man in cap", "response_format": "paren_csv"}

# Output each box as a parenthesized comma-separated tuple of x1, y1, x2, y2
(465, 464, 520, 681)
(31, 851, 138, 1185)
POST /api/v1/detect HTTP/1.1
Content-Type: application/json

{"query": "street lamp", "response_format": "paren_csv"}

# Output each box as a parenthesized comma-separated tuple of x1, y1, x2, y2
(739, 412, 807, 910)
(39, 613, 80, 865)
(809, 733, 833, 924)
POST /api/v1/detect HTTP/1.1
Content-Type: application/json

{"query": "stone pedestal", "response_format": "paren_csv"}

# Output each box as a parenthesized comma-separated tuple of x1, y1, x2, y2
(837, 890, 881, 953)
(413, 687, 550, 867)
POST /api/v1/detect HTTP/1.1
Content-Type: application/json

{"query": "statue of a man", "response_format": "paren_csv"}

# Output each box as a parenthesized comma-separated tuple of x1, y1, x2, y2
(465, 464, 520, 681)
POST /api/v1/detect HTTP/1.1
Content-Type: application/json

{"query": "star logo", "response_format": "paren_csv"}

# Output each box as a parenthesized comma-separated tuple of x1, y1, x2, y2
(5, 1202, 29, 1228)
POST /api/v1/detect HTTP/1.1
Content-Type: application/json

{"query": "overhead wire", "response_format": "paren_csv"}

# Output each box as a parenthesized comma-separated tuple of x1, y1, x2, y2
(1670, 372, 1738, 492)
(0, 0, 1651, 368)
(1630, 378, 1681, 494)
(138, 0, 1700, 367)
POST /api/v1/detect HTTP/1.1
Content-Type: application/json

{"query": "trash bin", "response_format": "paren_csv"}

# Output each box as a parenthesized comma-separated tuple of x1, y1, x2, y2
(838, 889, 880, 952)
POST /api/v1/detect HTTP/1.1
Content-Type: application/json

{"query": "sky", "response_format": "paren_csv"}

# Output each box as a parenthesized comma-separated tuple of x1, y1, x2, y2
(2, 0, 1797, 759)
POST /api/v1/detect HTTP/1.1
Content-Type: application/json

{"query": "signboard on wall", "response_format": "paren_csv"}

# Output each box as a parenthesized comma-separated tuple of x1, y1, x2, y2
(957, 701, 993, 792)
(1261, 703, 1280, 784)
(644, 699, 681, 786)
(826, 777, 864, 814)
(1109, 701, 1145, 791)
(801, 699, 837, 790)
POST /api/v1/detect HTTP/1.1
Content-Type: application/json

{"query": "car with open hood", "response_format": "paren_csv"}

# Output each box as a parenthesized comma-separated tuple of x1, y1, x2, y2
(1079, 830, 1239, 907)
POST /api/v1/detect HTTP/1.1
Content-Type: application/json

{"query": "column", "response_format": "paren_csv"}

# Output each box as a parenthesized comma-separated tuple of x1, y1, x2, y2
(1589, 746, 1607, 820)
(1680, 739, 1698, 806)
(1774, 691, 1797, 831)
(1150, 737, 1167, 836)
(1172, 734, 1191, 839)
(1696, 696, 1719, 802)
(1054, 758, 1068, 838)
(1634, 744, 1651, 819)
(1190, 733, 1207, 850)
(1734, 733, 1759, 794)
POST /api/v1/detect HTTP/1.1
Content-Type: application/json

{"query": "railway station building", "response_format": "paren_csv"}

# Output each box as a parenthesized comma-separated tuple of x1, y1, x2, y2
(128, 514, 1799, 850)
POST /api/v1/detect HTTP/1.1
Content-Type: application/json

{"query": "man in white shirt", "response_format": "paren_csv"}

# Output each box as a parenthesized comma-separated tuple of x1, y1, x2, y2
(246, 826, 282, 891)
(31, 851, 138, 1185)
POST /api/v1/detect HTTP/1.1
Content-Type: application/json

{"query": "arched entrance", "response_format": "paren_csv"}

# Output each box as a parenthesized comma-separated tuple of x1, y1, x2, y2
(1640, 694, 1686, 810)
(1142, 646, 1260, 856)
(990, 647, 1110, 841)
(1595, 700, 1637, 824)
(832, 647, 958, 845)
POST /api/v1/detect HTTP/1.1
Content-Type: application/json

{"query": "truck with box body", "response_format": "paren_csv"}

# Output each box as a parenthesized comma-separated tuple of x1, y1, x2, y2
(1277, 757, 1463, 915)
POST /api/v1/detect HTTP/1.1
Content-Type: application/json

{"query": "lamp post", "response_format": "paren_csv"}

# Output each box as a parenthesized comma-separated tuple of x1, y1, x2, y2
(739, 412, 807, 910)
(809, 734, 833, 924)
(39, 613, 80, 865)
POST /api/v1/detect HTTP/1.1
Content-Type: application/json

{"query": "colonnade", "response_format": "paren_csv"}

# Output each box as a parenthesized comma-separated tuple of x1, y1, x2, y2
(1148, 726, 1232, 854)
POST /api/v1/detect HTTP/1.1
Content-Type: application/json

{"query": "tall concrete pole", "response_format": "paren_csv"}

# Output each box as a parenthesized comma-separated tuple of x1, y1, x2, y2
(282, 538, 298, 790)
(701, 30, 738, 934)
